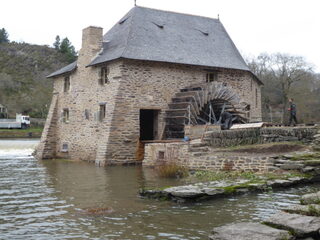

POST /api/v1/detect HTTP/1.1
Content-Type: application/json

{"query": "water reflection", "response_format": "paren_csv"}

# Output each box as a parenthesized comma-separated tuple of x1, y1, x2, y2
(0, 139, 319, 240)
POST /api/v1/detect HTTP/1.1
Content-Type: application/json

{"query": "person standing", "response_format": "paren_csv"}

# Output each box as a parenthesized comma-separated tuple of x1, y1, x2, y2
(288, 98, 297, 126)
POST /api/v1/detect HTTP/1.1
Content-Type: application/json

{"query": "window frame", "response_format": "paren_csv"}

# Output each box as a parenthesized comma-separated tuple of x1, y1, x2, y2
(64, 76, 70, 92)
(84, 109, 90, 120)
(99, 66, 109, 85)
(62, 108, 69, 123)
(206, 72, 218, 83)
(99, 104, 106, 121)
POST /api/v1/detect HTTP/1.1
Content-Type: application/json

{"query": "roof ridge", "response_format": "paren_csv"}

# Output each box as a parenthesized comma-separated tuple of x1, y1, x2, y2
(134, 6, 219, 22)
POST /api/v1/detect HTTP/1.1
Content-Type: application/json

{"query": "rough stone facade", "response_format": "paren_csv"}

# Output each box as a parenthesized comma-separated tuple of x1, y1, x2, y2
(143, 141, 274, 172)
(143, 127, 318, 172)
(36, 24, 262, 165)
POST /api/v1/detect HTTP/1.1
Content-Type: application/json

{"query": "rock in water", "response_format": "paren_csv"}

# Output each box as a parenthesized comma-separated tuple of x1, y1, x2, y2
(284, 204, 320, 216)
(209, 222, 293, 240)
(265, 211, 320, 238)
(301, 191, 320, 205)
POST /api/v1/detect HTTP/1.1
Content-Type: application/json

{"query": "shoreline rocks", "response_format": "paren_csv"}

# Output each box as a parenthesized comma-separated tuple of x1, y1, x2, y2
(139, 176, 320, 203)
(209, 190, 320, 240)
(264, 212, 320, 238)
(209, 222, 293, 240)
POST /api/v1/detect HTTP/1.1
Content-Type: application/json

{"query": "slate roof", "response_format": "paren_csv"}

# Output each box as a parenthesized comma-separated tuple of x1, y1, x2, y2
(48, 6, 256, 80)
(47, 61, 77, 78)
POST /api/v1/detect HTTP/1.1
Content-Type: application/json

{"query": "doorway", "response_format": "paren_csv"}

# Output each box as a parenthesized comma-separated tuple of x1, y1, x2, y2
(140, 109, 159, 140)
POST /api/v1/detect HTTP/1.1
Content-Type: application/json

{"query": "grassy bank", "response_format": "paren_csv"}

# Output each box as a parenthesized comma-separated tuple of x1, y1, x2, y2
(0, 127, 43, 138)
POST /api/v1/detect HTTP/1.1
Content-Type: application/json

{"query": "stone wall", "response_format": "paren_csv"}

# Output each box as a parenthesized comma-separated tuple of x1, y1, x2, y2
(37, 26, 262, 165)
(204, 127, 317, 147)
(143, 141, 273, 172)
(144, 127, 318, 172)
(35, 93, 58, 159)
(102, 60, 262, 164)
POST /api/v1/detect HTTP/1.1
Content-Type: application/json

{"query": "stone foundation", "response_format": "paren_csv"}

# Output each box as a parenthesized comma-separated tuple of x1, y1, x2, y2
(143, 126, 318, 172)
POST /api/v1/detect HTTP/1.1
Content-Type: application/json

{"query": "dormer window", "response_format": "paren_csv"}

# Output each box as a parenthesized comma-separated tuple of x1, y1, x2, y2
(99, 67, 109, 85)
(64, 76, 70, 92)
(206, 72, 218, 82)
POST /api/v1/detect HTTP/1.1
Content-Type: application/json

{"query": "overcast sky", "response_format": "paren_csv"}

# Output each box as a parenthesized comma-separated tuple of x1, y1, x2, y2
(1, 0, 319, 71)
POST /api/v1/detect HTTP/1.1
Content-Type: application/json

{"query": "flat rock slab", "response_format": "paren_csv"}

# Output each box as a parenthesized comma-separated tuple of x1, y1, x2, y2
(265, 211, 320, 238)
(140, 176, 317, 202)
(301, 191, 320, 205)
(209, 222, 293, 240)
(285, 204, 320, 216)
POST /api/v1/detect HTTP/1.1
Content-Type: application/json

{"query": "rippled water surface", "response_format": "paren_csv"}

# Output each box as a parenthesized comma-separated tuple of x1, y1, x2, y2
(0, 139, 319, 240)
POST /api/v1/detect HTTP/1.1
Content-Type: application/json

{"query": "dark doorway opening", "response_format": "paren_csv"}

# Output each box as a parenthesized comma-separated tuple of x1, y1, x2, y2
(140, 109, 159, 140)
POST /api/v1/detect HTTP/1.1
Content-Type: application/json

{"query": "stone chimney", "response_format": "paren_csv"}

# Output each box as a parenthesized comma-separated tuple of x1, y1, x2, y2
(78, 26, 103, 66)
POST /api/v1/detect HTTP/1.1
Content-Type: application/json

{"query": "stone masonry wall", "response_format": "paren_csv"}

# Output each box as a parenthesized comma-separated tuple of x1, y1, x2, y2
(37, 28, 262, 164)
(103, 59, 262, 164)
(143, 127, 317, 172)
(143, 141, 273, 172)
(35, 93, 58, 159)
(38, 57, 262, 164)
(203, 127, 317, 147)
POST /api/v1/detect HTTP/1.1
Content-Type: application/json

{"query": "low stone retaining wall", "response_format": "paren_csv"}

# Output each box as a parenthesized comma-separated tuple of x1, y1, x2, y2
(143, 142, 190, 166)
(185, 154, 274, 172)
(203, 127, 317, 147)
(143, 141, 274, 172)
(143, 126, 318, 172)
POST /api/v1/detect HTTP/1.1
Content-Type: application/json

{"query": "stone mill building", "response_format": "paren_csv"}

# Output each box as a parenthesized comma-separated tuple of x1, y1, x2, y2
(36, 6, 263, 166)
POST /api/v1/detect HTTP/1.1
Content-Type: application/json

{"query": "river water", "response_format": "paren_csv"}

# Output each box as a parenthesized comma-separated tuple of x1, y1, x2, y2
(0, 139, 319, 240)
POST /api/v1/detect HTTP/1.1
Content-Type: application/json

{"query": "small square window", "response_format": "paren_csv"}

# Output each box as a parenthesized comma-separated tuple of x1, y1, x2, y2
(63, 108, 69, 123)
(206, 73, 217, 83)
(158, 151, 165, 160)
(64, 76, 70, 92)
(61, 143, 68, 152)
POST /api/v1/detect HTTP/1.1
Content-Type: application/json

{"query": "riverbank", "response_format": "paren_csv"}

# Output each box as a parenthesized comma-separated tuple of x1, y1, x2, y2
(0, 127, 43, 138)
(140, 145, 320, 202)
(140, 171, 320, 203)
(210, 190, 320, 240)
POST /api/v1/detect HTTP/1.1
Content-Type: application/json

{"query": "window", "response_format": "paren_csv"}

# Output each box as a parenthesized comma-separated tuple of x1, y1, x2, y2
(61, 143, 68, 152)
(158, 151, 165, 160)
(63, 108, 69, 123)
(206, 72, 217, 83)
(64, 76, 70, 92)
(99, 104, 106, 121)
(99, 67, 109, 85)
(84, 109, 90, 120)
(255, 88, 258, 108)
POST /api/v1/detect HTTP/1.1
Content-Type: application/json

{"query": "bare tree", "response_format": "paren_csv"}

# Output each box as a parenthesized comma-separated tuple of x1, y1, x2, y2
(247, 53, 313, 123)
(269, 54, 312, 121)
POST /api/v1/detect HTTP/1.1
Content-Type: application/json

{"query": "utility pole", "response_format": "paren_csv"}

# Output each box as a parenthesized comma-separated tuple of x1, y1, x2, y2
(134, 0, 137, 6)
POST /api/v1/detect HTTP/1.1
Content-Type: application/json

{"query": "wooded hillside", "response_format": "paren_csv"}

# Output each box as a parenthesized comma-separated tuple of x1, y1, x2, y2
(0, 42, 71, 118)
